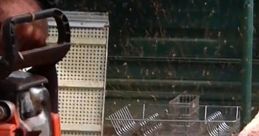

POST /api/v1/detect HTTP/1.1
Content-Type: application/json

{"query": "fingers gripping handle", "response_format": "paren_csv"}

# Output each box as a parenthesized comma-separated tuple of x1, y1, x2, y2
(2, 8, 70, 67)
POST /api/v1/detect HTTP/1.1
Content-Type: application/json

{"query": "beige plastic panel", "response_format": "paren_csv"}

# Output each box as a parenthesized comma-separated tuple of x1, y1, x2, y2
(47, 26, 108, 45)
(56, 43, 106, 87)
(62, 131, 101, 136)
(48, 12, 109, 135)
(58, 87, 104, 131)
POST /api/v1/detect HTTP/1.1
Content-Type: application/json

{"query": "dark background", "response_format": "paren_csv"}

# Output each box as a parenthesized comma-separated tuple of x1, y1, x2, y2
(57, 0, 259, 114)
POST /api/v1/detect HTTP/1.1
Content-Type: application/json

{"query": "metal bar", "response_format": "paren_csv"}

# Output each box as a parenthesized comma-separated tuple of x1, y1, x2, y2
(142, 104, 146, 119)
(205, 105, 208, 124)
(108, 79, 243, 87)
(108, 56, 259, 64)
(241, 0, 254, 127)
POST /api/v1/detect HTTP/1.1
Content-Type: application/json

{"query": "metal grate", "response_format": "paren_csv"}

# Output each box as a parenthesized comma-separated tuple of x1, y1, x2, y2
(47, 11, 109, 135)
(106, 104, 240, 136)
(107, 105, 139, 136)
(206, 111, 231, 136)
(108, 105, 162, 136)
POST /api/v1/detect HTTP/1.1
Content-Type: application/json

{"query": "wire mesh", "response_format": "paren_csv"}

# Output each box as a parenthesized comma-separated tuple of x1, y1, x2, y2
(106, 104, 240, 136)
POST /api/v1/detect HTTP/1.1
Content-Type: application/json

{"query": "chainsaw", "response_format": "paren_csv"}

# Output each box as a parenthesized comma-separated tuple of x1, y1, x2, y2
(0, 8, 70, 136)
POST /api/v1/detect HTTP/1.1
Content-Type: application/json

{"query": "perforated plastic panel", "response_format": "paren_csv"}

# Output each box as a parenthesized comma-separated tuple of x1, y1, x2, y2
(47, 11, 109, 136)
(58, 87, 104, 131)
(48, 26, 108, 45)
(62, 131, 101, 136)
(56, 43, 107, 88)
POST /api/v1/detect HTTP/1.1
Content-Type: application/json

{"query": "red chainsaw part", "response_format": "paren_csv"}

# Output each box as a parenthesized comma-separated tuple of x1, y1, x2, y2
(52, 113, 61, 136)
(0, 109, 20, 136)
(0, 124, 17, 136)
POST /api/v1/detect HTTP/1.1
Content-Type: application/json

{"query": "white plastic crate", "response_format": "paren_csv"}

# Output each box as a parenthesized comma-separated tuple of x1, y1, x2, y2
(47, 11, 109, 136)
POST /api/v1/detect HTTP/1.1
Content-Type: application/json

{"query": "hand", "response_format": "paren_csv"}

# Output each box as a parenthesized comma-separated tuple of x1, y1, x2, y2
(0, 0, 48, 54)
(239, 112, 259, 136)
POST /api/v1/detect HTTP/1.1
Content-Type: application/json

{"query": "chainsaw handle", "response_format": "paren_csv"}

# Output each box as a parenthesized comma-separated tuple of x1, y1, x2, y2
(2, 8, 70, 68)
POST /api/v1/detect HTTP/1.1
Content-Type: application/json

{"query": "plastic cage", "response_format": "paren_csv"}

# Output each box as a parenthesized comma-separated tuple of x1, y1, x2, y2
(47, 11, 109, 136)
(168, 94, 200, 120)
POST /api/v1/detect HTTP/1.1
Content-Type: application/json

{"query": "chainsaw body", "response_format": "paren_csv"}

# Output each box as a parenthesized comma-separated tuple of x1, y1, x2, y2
(0, 8, 70, 136)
